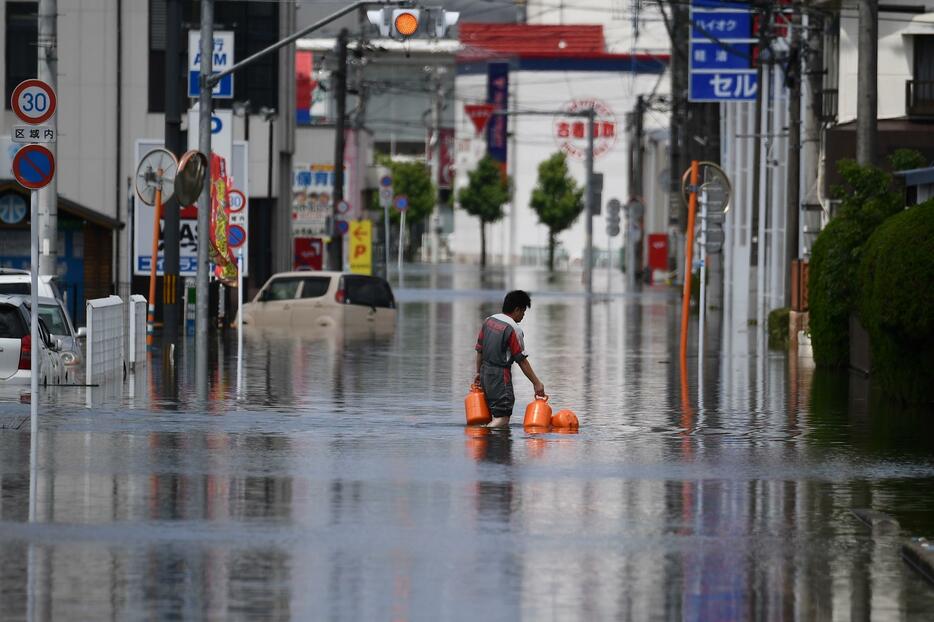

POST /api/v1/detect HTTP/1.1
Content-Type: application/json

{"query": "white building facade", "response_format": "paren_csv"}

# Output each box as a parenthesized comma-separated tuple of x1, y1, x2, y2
(451, 22, 670, 267)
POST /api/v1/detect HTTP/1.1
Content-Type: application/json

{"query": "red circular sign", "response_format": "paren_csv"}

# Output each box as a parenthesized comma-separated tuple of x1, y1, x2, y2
(228, 189, 246, 213)
(12, 144, 55, 190)
(11, 79, 57, 125)
(553, 99, 617, 160)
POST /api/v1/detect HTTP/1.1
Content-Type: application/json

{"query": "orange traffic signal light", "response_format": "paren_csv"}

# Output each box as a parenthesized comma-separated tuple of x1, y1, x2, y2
(393, 11, 419, 37)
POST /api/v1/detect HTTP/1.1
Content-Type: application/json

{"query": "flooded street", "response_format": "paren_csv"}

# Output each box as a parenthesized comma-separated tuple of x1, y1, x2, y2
(2, 265, 934, 620)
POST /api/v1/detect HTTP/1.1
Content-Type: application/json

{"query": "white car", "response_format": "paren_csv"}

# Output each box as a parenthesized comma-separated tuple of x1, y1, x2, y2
(0, 268, 84, 336)
(7, 295, 83, 385)
(0, 295, 65, 386)
(239, 271, 396, 331)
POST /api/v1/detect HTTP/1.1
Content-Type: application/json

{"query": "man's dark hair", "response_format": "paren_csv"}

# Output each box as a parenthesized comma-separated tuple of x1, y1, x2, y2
(502, 290, 532, 314)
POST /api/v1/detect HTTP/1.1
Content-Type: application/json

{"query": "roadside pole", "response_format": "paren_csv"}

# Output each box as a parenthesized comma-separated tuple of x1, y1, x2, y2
(679, 161, 699, 368)
(398, 210, 406, 287)
(37, 0, 57, 277)
(429, 67, 444, 264)
(29, 189, 38, 518)
(583, 109, 595, 295)
(196, 0, 214, 399)
(237, 247, 243, 397)
(9, 78, 58, 520)
(698, 185, 708, 391)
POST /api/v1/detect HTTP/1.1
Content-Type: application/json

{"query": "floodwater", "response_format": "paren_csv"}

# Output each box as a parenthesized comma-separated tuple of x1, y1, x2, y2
(1, 265, 933, 620)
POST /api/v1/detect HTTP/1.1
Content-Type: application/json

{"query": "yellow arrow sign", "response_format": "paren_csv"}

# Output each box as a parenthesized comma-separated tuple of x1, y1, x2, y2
(349, 220, 372, 275)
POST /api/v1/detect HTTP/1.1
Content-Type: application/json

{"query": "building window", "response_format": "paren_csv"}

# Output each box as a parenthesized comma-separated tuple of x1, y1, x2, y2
(148, 0, 278, 113)
(5, 2, 38, 109)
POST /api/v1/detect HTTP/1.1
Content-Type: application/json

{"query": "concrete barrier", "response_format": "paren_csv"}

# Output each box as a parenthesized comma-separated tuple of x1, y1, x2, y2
(85, 295, 125, 385)
(127, 294, 147, 371)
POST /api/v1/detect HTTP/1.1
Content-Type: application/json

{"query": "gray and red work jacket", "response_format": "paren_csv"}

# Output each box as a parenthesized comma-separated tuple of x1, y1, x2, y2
(475, 313, 528, 370)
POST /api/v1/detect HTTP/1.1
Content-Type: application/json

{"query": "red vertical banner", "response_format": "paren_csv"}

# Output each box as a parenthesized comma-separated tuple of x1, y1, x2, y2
(486, 62, 509, 169)
(209, 154, 238, 284)
(427, 128, 455, 189)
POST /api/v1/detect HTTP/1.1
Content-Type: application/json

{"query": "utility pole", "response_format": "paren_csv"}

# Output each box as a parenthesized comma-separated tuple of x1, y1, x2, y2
(632, 95, 645, 287)
(785, 3, 802, 306)
(584, 109, 595, 295)
(802, 7, 825, 249)
(429, 66, 445, 264)
(163, 0, 183, 350)
(857, 0, 878, 165)
(328, 29, 349, 272)
(276, 1, 297, 273)
(667, 1, 688, 283)
(196, 0, 214, 396)
(37, 0, 57, 276)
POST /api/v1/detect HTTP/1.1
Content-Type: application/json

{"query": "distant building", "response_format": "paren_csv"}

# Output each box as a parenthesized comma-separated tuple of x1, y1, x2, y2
(451, 22, 669, 266)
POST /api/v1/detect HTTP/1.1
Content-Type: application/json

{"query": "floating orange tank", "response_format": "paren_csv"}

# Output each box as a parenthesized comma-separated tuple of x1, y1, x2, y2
(465, 384, 492, 426)
(552, 409, 580, 430)
(523, 395, 552, 429)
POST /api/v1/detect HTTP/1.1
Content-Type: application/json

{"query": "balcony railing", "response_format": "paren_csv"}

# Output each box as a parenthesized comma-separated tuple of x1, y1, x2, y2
(906, 80, 934, 117)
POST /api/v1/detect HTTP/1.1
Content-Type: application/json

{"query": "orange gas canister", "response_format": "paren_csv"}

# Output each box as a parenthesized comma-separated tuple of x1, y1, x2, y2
(523, 395, 552, 429)
(552, 409, 579, 430)
(465, 384, 492, 426)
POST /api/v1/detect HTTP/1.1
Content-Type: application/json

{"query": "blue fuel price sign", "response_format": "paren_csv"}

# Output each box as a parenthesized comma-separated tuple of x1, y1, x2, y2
(689, 0, 758, 102)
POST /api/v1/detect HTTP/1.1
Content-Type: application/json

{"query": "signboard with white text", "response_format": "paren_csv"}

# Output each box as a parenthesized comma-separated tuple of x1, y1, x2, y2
(188, 31, 234, 98)
(133, 139, 249, 276)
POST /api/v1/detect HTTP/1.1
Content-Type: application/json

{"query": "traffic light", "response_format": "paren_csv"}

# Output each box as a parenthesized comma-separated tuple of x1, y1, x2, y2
(606, 198, 621, 237)
(367, 8, 459, 39)
(367, 8, 419, 39)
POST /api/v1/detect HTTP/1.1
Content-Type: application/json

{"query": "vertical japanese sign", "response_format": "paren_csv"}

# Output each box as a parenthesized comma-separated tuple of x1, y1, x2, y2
(428, 128, 455, 188)
(486, 63, 509, 167)
(349, 220, 372, 275)
(689, 0, 757, 102)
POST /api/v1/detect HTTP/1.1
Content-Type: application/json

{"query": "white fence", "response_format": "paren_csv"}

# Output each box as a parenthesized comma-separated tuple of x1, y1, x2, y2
(127, 294, 147, 371)
(85, 295, 126, 385)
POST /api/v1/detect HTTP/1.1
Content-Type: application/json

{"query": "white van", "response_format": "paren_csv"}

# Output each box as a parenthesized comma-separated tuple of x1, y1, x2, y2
(240, 271, 396, 330)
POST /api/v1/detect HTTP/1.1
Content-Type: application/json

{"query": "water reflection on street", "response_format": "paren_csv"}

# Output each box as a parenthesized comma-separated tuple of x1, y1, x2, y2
(1, 265, 933, 620)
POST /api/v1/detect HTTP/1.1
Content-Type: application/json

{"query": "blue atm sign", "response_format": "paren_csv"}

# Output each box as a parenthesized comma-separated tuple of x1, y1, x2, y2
(689, 1, 757, 102)
(188, 31, 234, 98)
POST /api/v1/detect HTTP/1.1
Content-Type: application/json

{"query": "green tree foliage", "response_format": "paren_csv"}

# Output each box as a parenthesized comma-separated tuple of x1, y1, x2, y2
(808, 160, 902, 366)
(858, 202, 934, 403)
(529, 152, 584, 271)
(889, 148, 927, 172)
(457, 156, 510, 267)
(386, 159, 435, 224)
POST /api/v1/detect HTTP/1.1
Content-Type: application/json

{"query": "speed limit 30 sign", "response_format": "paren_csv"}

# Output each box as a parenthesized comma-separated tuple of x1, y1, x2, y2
(11, 79, 57, 125)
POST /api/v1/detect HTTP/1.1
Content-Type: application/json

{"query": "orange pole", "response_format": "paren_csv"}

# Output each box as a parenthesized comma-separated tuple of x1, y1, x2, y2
(147, 187, 162, 347)
(679, 160, 699, 366)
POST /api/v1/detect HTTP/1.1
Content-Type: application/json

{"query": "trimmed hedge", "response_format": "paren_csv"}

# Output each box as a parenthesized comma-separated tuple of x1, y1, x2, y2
(767, 307, 789, 349)
(808, 161, 903, 367)
(858, 202, 934, 404)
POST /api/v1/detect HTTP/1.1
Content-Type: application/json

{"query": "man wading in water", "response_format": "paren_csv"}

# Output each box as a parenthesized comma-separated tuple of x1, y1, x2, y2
(473, 290, 545, 428)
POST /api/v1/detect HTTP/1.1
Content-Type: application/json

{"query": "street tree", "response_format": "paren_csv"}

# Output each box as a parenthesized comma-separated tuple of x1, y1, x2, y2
(529, 152, 584, 271)
(457, 155, 510, 267)
(387, 159, 435, 224)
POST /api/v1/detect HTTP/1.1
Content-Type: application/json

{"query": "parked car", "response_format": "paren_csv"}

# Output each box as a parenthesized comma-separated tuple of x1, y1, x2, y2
(239, 271, 396, 330)
(0, 295, 64, 386)
(7, 295, 82, 384)
(0, 268, 84, 338)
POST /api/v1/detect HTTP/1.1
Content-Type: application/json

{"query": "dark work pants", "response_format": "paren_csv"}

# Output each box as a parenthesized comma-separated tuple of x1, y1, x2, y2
(480, 364, 514, 419)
